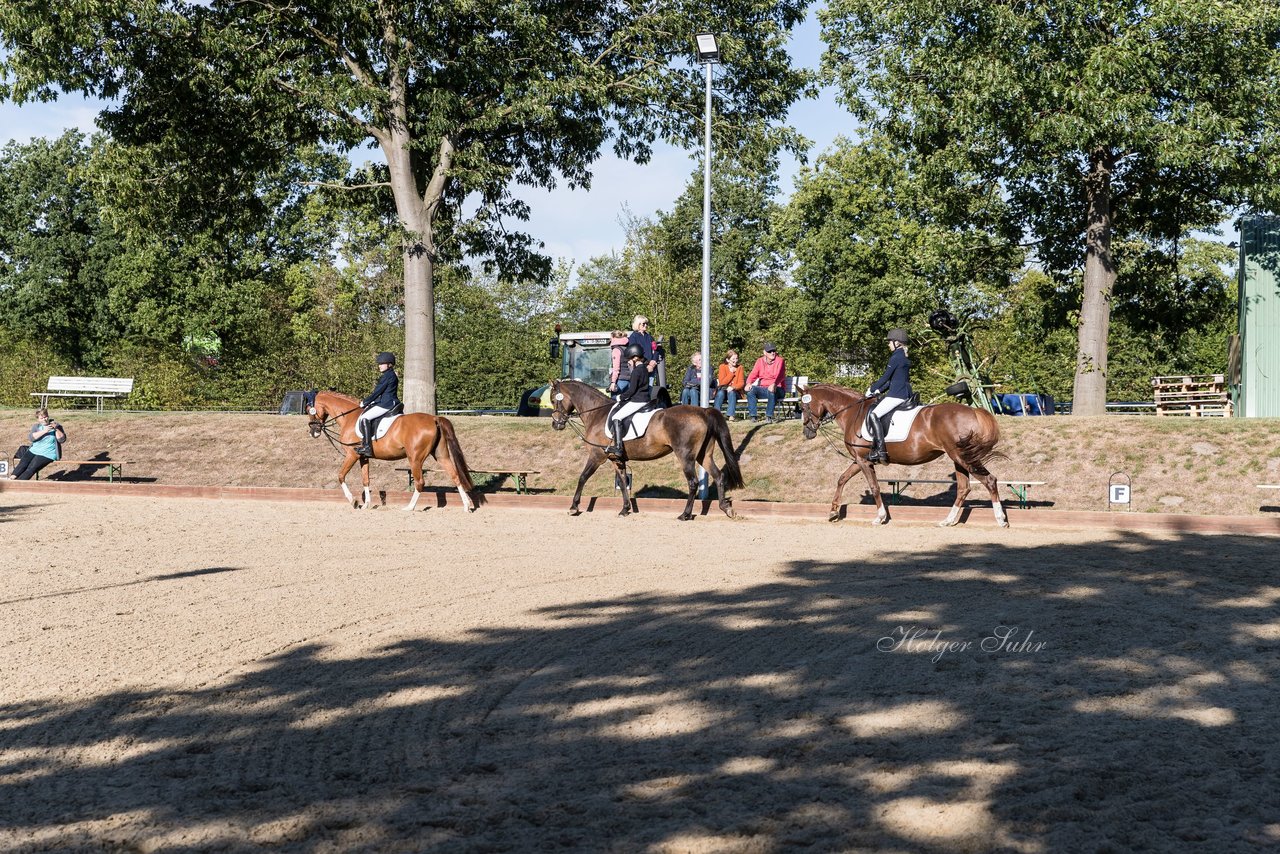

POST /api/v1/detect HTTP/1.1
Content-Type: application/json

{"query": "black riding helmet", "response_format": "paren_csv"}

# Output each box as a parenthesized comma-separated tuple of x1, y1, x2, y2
(376, 351, 396, 366)
(886, 328, 909, 345)
(623, 342, 646, 360)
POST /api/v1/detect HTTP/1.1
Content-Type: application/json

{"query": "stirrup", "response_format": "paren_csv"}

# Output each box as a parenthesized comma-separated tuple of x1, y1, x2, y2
(604, 445, 622, 459)
(866, 446, 888, 463)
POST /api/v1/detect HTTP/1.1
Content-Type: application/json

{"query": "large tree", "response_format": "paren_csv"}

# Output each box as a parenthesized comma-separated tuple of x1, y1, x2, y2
(821, 0, 1280, 414)
(1, 0, 813, 412)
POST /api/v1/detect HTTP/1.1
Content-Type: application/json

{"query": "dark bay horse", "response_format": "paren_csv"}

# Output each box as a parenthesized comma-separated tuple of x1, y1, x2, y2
(549, 379, 744, 520)
(798, 383, 1006, 527)
(306, 390, 479, 512)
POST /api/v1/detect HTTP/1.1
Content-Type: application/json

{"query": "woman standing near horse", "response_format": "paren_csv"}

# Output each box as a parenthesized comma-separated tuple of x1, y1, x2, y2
(865, 328, 913, 463)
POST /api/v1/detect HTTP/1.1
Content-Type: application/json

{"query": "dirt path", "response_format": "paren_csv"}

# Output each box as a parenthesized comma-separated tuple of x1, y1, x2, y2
(1, 495, 1277, 851)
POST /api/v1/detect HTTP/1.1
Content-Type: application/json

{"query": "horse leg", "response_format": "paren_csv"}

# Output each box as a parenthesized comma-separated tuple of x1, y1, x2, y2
(940, 466, 970, 527)
(569, 452, 605, 516)
(971, 465, 1007, 528)
(403, 452, 427, 512)
(433, 446, 475, 513)
(828, 459, 864, 522)
(677, 453, 700, 521)
(704, 457, 735, 519)
(338, 452, 360, 508)
(615, 459, 636, 516)
(861, 460, 890, 525)
(361, 458, 374, 509)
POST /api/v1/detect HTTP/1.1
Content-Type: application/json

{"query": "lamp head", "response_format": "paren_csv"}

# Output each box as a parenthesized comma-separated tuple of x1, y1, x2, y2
(695, 32, 719, 62)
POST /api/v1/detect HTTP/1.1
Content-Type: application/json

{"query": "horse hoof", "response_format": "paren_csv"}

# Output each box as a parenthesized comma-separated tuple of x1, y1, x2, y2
(871, 517, 887, 526)
(828, 512, 840, 523)
(568, 508, 581, 517)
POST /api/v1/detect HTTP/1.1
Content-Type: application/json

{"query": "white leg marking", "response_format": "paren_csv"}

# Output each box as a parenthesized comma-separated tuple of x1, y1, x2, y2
(341, 482, 355, 507)
(457, 485, 475, 512)
(404, 489, 421, 512)
(939, 506, 962, 527)
(994, 500, 1009, 528)
(362, 486, 372, 509)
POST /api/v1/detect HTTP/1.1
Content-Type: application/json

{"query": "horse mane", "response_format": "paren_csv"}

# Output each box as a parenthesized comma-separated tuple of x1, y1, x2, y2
(560, 379, 610, 405)
(319, 389, 360, 405)
(812, 383, 863, 401)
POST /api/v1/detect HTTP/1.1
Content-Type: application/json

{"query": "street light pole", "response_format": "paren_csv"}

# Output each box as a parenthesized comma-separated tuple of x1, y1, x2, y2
(695, 33, 718, 410)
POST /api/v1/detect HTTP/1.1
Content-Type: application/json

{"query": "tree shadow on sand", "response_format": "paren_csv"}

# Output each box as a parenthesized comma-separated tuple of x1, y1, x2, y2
(2, 532, 1278, 851)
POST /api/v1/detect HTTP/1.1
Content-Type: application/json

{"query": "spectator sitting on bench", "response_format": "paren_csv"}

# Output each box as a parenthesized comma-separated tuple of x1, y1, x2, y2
(11, 408, 66, 480)
(745, 342, 786, 421)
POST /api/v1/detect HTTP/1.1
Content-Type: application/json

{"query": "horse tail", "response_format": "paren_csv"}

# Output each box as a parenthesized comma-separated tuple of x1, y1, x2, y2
(708, 409, 746, 491)
(436, 415, 484, 505)
(956, 408, 1004, 473)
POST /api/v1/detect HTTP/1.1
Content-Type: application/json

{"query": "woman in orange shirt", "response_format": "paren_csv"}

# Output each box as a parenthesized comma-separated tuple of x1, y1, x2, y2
(713, 349, 746, 418)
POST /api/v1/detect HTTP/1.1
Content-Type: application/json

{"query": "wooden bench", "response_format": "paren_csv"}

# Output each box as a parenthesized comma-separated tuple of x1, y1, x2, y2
(32, 376, 134, 411)
(12, 457, 132, 483)
(397, 467, 540, 494)
(881, 478, 1047, 509)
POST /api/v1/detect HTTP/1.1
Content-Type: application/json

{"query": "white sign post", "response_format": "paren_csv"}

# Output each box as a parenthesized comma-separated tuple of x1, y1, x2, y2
(1108, 472, 1132, 510)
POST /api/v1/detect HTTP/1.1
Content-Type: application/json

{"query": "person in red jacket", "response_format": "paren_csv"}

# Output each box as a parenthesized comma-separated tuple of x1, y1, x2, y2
(744, 342, 786, 421)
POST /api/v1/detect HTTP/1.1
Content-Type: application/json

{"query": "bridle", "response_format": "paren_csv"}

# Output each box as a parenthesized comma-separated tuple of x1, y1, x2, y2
(802, 389, 873, 460)
(551, 383, 622, 451)
(308, 400, 364, 453)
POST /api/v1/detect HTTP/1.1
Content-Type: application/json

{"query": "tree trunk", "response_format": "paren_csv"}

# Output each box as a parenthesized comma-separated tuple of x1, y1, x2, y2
(382, 130, 451, 415)
(1072, 148, 1118, 417)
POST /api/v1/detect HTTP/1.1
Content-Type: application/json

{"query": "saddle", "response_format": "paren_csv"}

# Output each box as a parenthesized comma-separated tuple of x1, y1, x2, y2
(860, 394, 924, 443)
(606, 401, 662, 442)
(359, 403, 404, 441)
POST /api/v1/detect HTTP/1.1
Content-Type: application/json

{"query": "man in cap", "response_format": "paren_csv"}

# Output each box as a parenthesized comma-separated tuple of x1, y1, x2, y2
(744, 342, 787, 421)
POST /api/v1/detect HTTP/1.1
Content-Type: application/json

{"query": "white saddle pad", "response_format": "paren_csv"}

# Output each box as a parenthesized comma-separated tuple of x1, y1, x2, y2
(859, 406, 925, 443)
(357, 413, 401, 441)
(605, 405, 660, 441)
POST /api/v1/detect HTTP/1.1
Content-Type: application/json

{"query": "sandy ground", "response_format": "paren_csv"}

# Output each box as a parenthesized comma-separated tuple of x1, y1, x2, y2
(1, 494, 1278, 852)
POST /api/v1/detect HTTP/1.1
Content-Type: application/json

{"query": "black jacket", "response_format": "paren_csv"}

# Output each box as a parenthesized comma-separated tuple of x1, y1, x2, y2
(364, 369, 400, 408)
(616, 362, 651, 404)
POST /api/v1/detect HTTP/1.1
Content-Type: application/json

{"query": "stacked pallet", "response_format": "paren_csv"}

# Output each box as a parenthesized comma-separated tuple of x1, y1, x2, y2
(1151, 374, 1232, 416)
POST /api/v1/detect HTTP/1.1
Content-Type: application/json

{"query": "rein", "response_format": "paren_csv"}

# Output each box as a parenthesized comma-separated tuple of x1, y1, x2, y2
(807, 394, 873, 460)
(312, 403, 364, 454)
(554, 386, 626, 452)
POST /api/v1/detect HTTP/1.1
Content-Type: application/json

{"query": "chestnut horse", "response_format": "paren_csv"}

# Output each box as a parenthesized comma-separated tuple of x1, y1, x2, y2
(798, 383, 1006, 527)
(549, 379, 744, 520)
(305, 390, 479, 512)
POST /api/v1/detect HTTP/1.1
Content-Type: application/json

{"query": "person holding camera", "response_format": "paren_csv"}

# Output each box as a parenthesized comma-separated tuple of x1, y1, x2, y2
(11, 408, 66, 480)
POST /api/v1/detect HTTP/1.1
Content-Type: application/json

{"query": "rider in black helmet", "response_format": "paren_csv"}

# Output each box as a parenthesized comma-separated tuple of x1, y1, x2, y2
(604, 342, 651, 459)
(865, 328, 912, 463)
(357, 352, 400, 457)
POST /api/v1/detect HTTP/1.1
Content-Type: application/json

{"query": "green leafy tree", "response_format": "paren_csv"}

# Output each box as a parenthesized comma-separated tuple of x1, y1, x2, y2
(1, 0, 814, 413)
(0, 131, 119, 367)
(821, 0, 1280, 414)
(775, 135, 1020, 371)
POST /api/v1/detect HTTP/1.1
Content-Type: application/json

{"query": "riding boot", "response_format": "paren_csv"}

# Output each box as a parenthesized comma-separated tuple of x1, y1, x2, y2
(604, 420, 624, 459)
(866, 414, 889, 463)
(358, 417, 378, 457)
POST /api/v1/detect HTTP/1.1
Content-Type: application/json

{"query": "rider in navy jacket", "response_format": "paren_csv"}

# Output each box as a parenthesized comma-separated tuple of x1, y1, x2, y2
(866, 329, 913, 463)
(357, 352, 400, 457)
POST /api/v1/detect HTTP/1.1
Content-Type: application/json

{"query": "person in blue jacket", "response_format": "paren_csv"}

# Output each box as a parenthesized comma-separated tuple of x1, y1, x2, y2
(10, 408, 66, 480)
(357, 352, 400, 457)
(865, 328, 913, 463)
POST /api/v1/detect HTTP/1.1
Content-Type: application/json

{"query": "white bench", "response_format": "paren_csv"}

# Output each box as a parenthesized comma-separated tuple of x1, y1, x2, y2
(32, 377, 134, 411)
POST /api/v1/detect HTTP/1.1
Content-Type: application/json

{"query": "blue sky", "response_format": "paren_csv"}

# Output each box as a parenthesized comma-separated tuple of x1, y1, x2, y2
(0, 13, 844, 271)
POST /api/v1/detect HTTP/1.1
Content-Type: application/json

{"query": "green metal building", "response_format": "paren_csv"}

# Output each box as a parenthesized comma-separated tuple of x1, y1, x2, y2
(1236, 214, 1280, 417)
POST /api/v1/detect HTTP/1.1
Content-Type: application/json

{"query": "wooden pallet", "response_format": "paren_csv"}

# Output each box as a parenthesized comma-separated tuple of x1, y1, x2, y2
(1151, 374, 1230, 417)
